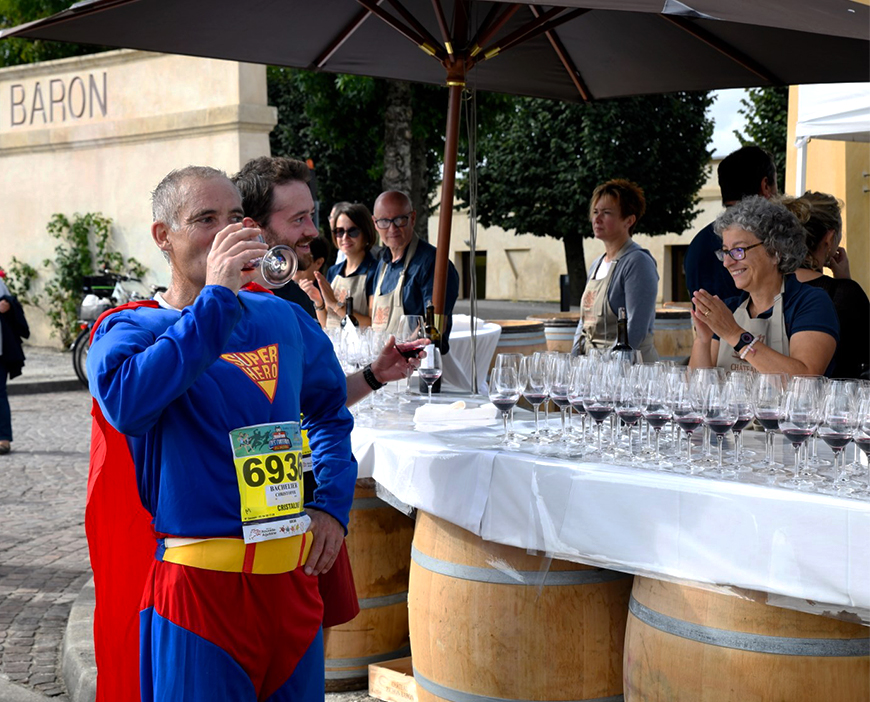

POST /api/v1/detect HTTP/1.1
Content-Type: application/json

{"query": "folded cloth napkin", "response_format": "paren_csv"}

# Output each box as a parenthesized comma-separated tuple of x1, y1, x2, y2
(413, 401, 499, 424)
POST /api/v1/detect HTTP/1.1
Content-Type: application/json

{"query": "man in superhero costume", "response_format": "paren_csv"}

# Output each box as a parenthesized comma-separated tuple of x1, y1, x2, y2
(86, 165, 356, 701)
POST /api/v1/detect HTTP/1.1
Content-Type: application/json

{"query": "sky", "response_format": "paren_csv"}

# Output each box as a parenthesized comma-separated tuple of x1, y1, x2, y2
(707, 88, 750, 159)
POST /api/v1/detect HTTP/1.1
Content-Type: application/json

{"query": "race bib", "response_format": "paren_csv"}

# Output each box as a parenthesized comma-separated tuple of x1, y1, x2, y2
(229, 422, 308, 544)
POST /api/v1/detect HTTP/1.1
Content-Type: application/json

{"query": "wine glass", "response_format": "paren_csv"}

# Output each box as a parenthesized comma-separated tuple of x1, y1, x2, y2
(245, 234, 299, 288)
(751, 372, 787, 475)
(583, 361, 616, 458)
(703, 381, 738, 478)
(396, 315, 426, 394)
(690, 367, 726, 466)
(818, 380, 860, 494)
(642, 377, 673, 470)
(614, 374, 642, 462)
(495, 353, 523, 439)
(854, 399, 870, 498)
(779, 387, 823, 490)
(726, 371, 755, 470)
(418, 346, 442, 404)
(520, 354, 548, 442)
(672, 378, 704, 473)
(489, 367, 521, 447)
(548, 354, 573, 441)
(567, 359, 590, 447)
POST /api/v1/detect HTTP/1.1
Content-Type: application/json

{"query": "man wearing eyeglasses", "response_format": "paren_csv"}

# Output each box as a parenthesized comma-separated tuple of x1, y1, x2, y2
(371, 190, 460, 353)
(684, 145, 777, 301)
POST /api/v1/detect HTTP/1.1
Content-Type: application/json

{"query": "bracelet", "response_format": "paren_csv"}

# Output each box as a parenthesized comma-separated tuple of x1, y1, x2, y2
(739, 337, 760, 360)
(362, 364, 385, 391)
(313, 302, 325, 311)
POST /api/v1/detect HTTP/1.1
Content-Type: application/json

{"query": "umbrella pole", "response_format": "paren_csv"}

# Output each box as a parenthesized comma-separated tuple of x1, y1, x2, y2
(432, 81, 462, 335)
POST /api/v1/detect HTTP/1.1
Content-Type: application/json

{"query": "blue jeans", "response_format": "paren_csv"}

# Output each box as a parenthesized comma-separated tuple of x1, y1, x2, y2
(0, 367, 11, 441)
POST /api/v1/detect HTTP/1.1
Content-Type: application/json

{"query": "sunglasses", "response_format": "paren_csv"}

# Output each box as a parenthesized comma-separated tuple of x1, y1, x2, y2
(715, 242, 763, 262)
(334, 227, 362, 239)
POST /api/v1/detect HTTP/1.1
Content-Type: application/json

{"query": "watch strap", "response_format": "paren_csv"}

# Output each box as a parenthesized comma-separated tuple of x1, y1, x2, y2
(734, 331, 754, 352)
(362, 364, 385, 391)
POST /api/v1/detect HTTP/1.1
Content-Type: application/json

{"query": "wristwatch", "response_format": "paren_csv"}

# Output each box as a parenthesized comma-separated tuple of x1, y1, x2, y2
(362, 364, 385, 391)
(734, 331, 754, 352)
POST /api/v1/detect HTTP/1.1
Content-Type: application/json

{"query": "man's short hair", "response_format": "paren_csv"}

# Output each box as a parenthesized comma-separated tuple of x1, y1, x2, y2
(718, 145, 777, 204)
(232, 157, 311, 228)
(590, 179, 646, 235)
(152, 166, 228, 230)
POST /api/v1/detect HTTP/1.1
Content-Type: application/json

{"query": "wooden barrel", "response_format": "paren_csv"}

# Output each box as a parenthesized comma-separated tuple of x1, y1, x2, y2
(409, 512, 632, 702)
(624, 576, 870, 701)
(653, 307, 694, 364)
(528, 313, 582, 353)
(488, 320, 548, 371)
(324, 478, 414, 690)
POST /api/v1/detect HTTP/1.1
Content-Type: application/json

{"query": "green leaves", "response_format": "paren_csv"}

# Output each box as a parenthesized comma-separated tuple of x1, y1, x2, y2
(733, 87, 788, 194)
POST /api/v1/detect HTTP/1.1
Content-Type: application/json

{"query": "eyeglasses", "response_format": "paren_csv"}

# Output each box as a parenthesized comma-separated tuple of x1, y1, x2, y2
(374, 213, 412, 230)
(715, 242, 764, 262)
(333, 227, 361, 239)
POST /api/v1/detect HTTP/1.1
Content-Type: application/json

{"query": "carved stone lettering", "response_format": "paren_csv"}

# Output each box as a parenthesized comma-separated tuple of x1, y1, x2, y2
(7, 72, 108, 127)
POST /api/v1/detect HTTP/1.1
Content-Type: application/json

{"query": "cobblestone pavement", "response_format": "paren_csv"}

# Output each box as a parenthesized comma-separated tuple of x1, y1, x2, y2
(0, 390, 92, 699)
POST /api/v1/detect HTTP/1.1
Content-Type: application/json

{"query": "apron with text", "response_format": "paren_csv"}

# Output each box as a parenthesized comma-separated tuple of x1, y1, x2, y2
(325, 265, 370, 330)
(371, 236, 419, 336)
(716, 281, 788, 373)
(579, 240, 658, 361)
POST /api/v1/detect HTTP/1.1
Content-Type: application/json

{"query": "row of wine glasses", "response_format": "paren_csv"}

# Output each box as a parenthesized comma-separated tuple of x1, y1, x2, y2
(485, 351, 870, 498)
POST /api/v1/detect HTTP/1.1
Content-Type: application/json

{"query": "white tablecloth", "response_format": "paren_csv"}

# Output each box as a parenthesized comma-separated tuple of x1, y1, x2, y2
(352, 405, 870, 623)
(441, 315, 501, 394)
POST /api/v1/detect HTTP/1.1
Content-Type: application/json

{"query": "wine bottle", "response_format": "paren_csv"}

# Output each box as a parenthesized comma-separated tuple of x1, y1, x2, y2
(610, 307, 635, 364)
(419, 303, 442, 394)
(340, 295, 360, 328)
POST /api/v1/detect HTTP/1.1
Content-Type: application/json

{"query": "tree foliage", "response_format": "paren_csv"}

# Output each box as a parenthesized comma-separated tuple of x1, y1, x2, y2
(0, 0, 106, 66)
(733, 87, 788, 194)
(469, 91, 714, 300)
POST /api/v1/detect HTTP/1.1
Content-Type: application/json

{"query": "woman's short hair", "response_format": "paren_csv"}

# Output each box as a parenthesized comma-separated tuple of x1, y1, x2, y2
(590, 179, 646, 235)
(331, 202, 377, 253)
(714, 195, 807, 275)
(780, 191, 843, 265)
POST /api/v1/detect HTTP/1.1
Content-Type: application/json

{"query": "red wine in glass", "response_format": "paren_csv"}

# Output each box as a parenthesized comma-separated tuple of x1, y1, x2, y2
(395, 340, 427, 359)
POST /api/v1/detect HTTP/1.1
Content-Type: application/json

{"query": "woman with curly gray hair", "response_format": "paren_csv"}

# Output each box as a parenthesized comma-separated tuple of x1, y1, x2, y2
(689, 196, 839, 376)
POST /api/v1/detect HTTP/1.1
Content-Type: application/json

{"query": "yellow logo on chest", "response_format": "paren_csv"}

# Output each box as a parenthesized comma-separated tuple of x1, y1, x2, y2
(220, 344, 280, 402)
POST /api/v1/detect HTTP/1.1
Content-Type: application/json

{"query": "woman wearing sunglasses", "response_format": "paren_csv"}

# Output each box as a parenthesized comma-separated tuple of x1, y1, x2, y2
(690, 196, 839, 376)
(307, 202, 378, 328)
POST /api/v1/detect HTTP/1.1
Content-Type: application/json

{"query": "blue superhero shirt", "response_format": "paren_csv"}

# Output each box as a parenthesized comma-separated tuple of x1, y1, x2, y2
(87, 285, 357, 539)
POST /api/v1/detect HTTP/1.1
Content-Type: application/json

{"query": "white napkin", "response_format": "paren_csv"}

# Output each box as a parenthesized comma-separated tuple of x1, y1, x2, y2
(413, 400, 499, 424)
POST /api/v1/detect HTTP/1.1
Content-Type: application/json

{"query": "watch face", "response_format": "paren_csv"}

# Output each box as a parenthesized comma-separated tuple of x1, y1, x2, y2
(741, 332, 754, 345)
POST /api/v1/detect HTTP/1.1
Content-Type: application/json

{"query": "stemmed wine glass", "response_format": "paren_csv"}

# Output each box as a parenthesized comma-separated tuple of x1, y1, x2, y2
(672, 377, 704, 473)
(548, 354, 573, 442)
(642, 377, 673, 470)
(614, 374, 642, 462)
(244, 231, 299, 288)
(779, 383, 824, 489)
(418, 346, 442, 404)
(584, 362, 616, 458)
(520, 354, 548, 442)
(494, 354, 523, 440)
(396, 315, 426, 395)
(726, 371, 755, 471)
(854, 399, 870, 498)
(818, 380, 859, 494)
(751, 372, 787, 475)
(489, 367, 521, 447)
(703, 381, 738, 478)
(567, 359, 590, 448)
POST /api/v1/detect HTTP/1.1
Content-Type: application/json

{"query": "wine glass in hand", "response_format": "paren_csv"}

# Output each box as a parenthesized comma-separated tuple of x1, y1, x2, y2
(396, 315, 426, 394)
(418, 346, 442, 404)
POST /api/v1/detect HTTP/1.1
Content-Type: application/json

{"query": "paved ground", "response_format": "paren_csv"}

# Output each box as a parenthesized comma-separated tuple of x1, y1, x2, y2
(0, 389, 92, 700)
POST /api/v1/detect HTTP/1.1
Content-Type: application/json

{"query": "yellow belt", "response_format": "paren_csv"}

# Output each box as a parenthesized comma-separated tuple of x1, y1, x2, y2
(162, 533, 312, 575)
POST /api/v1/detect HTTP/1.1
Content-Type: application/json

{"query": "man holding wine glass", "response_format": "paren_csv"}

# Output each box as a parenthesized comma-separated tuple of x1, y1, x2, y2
(87, 165, 357, 700)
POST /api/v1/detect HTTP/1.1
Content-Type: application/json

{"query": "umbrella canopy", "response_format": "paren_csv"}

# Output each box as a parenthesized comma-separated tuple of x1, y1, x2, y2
(2, 0, 867, 101)
(3, 0, 868, 313)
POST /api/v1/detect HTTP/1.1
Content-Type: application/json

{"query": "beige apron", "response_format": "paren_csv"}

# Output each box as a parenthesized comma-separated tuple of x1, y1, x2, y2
(325, 263, 371, 330)
(371, 236, 419, 335)
(579, 240, 658, 361)
(716, 281, 788, 372)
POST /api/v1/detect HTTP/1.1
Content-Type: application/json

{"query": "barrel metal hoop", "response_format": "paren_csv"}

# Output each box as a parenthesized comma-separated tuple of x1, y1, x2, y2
(325, 644, 412, 674)
(358, 591, 408, 609)
(413, 667, 624, 702)
(629, 596, 870, 657)
(411, 546, 630, 586)
(351, 496, 388, 510)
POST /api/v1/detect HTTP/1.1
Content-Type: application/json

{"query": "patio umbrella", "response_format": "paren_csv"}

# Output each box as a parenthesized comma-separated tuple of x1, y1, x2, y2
(3, 0, 868, 319)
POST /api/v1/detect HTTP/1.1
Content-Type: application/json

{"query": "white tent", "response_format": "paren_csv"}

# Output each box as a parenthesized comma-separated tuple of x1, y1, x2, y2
(794, 82, 870, 193)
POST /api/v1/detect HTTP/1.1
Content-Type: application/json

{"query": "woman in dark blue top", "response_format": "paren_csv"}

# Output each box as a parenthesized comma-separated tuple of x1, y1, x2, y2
(304, 203, 378, 329)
